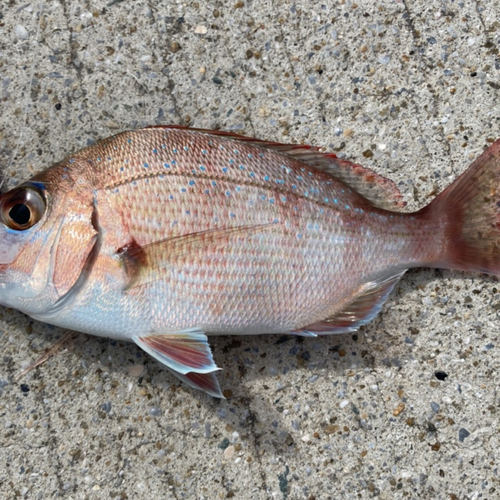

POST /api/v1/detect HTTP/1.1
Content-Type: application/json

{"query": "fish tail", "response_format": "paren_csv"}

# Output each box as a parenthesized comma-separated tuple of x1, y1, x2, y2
(423, 139, 500, 275)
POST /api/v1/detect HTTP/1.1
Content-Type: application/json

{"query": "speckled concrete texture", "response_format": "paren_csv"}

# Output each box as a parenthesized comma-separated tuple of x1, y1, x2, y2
(1, 1, 499, 499)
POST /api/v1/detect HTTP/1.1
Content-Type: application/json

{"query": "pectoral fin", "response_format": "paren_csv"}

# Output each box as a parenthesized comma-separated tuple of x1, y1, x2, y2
(121, 223, 275, 289)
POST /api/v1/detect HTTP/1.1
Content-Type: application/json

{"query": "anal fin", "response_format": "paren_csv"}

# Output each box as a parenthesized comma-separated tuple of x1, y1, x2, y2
(294, 270, 407, 335)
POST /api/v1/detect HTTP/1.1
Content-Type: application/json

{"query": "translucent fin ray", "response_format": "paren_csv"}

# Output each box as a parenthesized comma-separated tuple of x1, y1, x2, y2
(294, 270, 407, 335)
(134, 329, 219, 375)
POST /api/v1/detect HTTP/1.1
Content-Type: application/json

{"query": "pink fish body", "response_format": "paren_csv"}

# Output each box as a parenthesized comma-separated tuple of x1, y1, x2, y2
(1, 126, 500, 397)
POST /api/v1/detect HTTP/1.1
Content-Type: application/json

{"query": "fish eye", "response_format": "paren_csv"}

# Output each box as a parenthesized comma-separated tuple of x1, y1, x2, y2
(1, 186, 46, 231)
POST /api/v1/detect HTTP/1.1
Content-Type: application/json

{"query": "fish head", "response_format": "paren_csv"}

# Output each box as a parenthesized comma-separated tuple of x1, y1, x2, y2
(0, 164, 98, 314)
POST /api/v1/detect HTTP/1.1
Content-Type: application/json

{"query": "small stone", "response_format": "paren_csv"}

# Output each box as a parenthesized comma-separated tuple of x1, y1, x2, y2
(218, 438, 230, 449)
(204, 422, 211, 439)
(458, 428, 470, 442)
(149, 406, 162, 417)
(258, 106, 271, 117)
(393, 403, 405, 416)
(127, 365, 145, 378)
(324, 424, 339, 434)
(224, 445, 235, 459)
(170, 41, 181, 53)
(15, 25, 29, 39)
(301, 434, 311, 443)
(100, 402, 111, 413)
(430, 442, 441, 451)
(194, 25, 208, 34)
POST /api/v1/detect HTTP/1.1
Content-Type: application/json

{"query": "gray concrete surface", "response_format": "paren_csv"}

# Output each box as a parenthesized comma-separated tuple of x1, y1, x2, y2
(1, 1, 499, 498)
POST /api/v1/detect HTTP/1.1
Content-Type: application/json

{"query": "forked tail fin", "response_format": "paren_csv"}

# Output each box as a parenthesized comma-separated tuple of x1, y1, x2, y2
(423, 139, 500, 275)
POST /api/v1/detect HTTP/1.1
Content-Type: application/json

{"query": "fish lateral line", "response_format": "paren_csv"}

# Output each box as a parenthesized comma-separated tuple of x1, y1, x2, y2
(101, 167, 373, 215)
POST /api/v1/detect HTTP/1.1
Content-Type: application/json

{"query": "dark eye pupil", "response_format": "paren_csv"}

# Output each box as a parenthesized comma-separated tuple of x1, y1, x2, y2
(9, 203, 31, 225)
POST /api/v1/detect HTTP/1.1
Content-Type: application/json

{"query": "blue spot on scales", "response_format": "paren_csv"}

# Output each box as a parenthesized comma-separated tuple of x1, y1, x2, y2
(189, 180, 195, 186)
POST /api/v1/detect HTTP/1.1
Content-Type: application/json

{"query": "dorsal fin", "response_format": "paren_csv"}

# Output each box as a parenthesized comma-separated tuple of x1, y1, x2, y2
(146, 125, 406, 211)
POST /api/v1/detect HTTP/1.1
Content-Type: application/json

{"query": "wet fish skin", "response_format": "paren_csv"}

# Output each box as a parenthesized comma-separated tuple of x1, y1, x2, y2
(0, 126, 499, 397)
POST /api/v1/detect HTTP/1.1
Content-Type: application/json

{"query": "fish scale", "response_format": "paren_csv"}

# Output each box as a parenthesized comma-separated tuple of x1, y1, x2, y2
(1, 126, 499, 397)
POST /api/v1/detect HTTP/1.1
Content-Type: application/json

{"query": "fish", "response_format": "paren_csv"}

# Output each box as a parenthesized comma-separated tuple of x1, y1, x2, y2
(1, 125, 500, 397)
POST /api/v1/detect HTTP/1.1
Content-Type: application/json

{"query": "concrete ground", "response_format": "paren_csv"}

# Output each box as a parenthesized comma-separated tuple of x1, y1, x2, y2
(1, 0, 499, 498)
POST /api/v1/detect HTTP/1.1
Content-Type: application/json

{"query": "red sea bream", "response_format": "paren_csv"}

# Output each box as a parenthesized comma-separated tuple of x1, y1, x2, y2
(1, 126, 499, 397)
